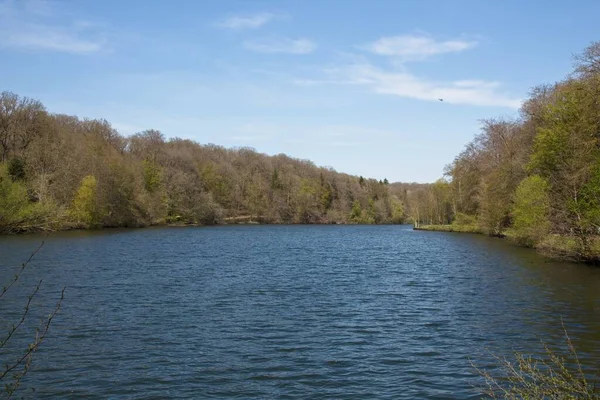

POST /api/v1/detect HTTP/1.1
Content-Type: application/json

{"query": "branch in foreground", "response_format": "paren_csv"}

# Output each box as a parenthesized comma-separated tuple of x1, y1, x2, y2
(0, 237, 65, 398)
(0, 238, 46, 299)
(472, 321, 600, 399)
(1, 287, 64, 397)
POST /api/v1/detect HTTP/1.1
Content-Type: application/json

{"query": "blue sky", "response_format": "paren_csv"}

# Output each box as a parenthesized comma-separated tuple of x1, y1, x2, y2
(1, 0, 598, 182)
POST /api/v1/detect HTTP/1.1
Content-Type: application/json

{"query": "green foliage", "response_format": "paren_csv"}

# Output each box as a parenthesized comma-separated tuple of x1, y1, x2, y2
(512, 175, 551, 246)
(406, 42, 600, 261)
(0, 91, 407, 231)
(568, 161, 600, 234)
(200, 162, 230, 205)
(247, 180, 266, 218)
(296, 179, 320, 223)
(318, 173, 333, 211)
(0, 164, 27, 205)
(365, 198, 377, 224)
(7, 158, 26, 181)
(0, 163, 58, 233)
(0, 165, 30, 233)
(320, 187, 332, 211)
(270, 168, 282, 190)
(69, 175, 98, 227)
(453, 212, 477, 226)
(416, 224, 482, 234)
(349, 200, 362, 223)
(478, 175, 512, 237)
(347, 199, 379, 224)
(390, 198, 405, 224)
(143, 159, 162, 192)
(528, 98, 577, 176)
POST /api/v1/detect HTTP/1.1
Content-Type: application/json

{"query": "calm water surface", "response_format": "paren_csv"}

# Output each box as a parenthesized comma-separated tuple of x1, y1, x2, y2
(1, 225, 599, 399)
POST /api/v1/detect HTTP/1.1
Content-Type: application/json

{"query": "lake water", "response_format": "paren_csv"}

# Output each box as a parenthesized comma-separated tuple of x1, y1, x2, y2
(1, 225, 600, 399)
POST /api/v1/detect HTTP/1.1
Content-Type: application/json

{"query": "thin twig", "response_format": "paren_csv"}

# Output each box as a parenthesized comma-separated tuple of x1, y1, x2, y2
(0, 236, 47, 299)
(0, 280, 42, 348)
(1, 287, 65, 395)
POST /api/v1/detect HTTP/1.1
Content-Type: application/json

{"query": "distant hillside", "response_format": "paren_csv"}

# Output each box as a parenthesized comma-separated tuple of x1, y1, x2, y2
(0, 91, 409, 233)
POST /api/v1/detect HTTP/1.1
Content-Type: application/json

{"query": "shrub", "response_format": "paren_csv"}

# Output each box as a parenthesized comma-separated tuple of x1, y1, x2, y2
(474, 323, 600, 399)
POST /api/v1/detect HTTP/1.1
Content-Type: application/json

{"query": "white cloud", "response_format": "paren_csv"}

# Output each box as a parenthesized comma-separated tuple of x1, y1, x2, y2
(453, 79, 499, 88)
(216, 13, 277, 30)
(367, 34, 477, 61)
(7, 28, 103, 54)
(292, 78, 357, 86)
(243, 37, 316, 54)
(0, 0, 105, 54)
(290, 33, 519, 108)
(340, 64, 521, 108)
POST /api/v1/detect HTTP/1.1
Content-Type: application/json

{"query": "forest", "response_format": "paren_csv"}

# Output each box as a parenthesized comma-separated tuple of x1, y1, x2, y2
(0, 95, 408, 234)
(411, 42, 600, 262)
(3, 41, 600, 262)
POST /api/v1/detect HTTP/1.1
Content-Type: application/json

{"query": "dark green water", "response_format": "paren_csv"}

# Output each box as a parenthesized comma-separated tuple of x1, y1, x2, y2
(1, 225, 599, 398)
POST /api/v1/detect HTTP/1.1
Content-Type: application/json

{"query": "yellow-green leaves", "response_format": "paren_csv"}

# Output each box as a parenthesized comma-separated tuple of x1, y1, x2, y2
(512, 175, 551, 246)
(69, 175, 98, 227)
(0, 163, 58, 233)
(143, 159, 162, 193)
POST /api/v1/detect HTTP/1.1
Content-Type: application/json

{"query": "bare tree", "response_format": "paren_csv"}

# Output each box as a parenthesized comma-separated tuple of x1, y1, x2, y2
(574, 41, 600, 77)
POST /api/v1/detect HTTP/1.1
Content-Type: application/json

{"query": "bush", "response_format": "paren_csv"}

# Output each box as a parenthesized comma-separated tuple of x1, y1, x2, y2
(453, 212, 477, 226)
(69, 175, 99, 228)
(7, 158, 26, 181)
(474, 323, 600, 399)
(0, 163, 59, 233)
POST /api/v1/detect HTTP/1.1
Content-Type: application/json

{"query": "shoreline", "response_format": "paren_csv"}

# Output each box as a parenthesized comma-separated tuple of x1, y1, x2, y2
(413, 224, 483, 234)
(1, 220, 405, 236)
(413, 224, 600, 265)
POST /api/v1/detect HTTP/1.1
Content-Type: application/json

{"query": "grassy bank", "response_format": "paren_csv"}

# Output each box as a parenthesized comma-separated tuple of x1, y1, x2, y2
(414, 224, 600, 264)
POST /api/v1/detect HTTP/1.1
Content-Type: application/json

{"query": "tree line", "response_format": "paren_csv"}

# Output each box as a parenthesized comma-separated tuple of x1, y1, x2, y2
(0, 95, 408, 233)
(410, 41, 600, 262)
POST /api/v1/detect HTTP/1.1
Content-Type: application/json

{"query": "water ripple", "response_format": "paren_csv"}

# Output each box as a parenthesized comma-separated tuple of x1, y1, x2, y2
(1, 225, 600, 399)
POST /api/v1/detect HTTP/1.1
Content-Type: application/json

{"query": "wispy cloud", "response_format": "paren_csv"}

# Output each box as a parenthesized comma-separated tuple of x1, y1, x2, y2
(369, 34, 477, 60)
(338, 64, 521, 108)
(7, 28, 103, 53)
(243, 37, 316, 54)
(216, 12, 278, 30)
(367, 34, 477, 61)
(0, 0, 106, 54)
(292, 33, 519, 108)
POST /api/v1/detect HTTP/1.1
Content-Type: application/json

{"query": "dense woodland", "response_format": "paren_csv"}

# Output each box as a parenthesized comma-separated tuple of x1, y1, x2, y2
(0, 97, 408, 234)
(411, 42, 600, 262)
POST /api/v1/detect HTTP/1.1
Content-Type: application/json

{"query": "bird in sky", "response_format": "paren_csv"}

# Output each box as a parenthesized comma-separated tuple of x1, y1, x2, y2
(438, 98, 444, 102)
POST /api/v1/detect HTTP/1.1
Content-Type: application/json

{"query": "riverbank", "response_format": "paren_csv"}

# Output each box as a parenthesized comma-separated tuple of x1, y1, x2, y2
(414, 224, 600, 264)
(414, 224, 483, 234)
(3, 218, 401, 235)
